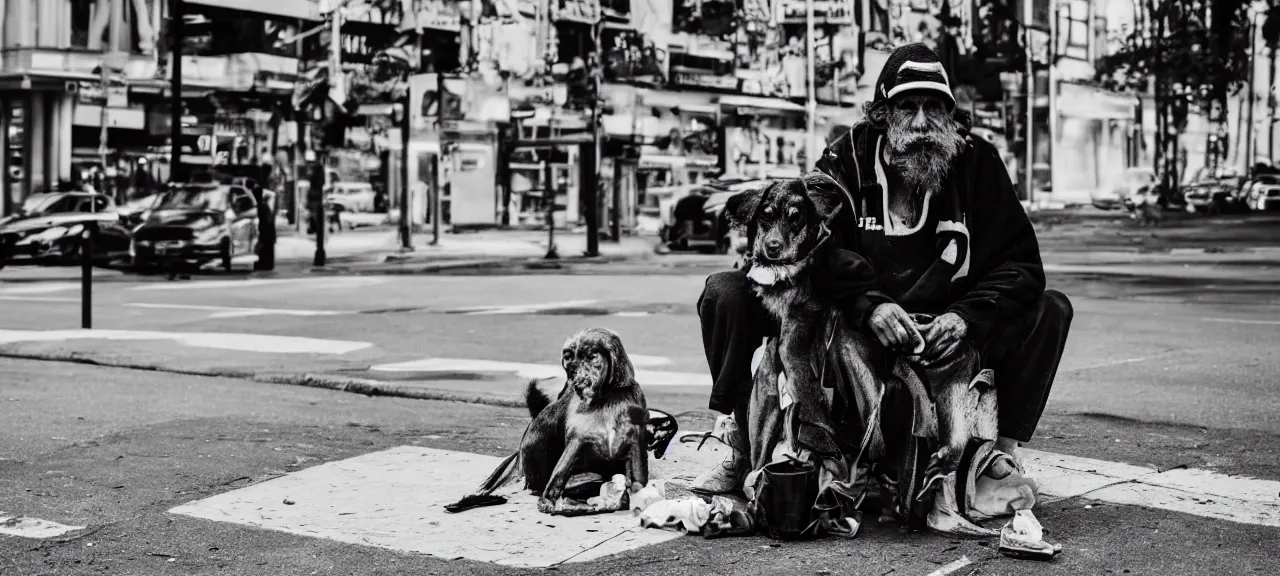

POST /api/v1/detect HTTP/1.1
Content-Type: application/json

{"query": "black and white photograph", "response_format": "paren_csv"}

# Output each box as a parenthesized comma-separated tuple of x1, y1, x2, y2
(1, 0, 1278, 574)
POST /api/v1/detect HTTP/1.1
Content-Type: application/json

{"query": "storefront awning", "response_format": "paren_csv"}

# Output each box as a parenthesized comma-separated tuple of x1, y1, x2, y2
(636, 89, 719, 115)
(718, 95, 806, 114)
(186, 0, 318, 20)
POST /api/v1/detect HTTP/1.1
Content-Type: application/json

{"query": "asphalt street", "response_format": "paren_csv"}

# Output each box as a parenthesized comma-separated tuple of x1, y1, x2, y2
(2, 247, 1280, 574)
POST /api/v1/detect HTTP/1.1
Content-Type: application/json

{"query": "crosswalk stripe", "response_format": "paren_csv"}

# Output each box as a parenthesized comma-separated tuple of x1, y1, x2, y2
(168, 442, 1280, 568)
(0, 329, 371, 355)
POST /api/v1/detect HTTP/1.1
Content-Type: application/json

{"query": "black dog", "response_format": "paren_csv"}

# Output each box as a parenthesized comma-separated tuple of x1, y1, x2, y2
(447, 328, 659, 516)
(724, 173, 937, 455)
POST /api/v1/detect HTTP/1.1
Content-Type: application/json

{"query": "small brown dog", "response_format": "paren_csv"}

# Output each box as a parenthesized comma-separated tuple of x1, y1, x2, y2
(447, 328, 650, 516)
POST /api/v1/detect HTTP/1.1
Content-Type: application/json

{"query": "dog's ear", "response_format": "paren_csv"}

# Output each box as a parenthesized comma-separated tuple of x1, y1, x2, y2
(603, 329, 636, 386)
(723, 187, 764, 230)
(801, 171, 846, 220)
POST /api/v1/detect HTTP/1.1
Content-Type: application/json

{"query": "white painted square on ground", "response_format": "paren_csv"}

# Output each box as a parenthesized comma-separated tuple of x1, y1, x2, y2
(169, 441, 732, 568)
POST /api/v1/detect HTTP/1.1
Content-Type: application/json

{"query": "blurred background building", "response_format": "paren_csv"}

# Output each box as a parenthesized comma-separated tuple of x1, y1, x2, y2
(0, 0, 1274, 226)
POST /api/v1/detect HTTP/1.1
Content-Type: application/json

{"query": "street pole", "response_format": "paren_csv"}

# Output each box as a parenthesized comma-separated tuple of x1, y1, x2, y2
(544, 157, 558, 259)
(804, 0, 818, 171)
(1047, 0, 1057, 201)
(399, 76, 412, 250)
(169, 0, 183, 183)
(81, 223, 95, 329)
(99, 59, 110, 194)
(1270, 44, 1277, 162)
(1247, 12, 1258, 170)
(1024, 0, 1035, 206)
(585, 22, 602, 257)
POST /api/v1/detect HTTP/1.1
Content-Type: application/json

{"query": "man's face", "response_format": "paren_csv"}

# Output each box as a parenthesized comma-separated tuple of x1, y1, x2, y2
(884, 93, 964, 195)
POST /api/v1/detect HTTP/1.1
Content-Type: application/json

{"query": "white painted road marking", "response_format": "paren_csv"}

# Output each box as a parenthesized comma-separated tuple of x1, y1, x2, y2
(0, 296, 349, 319)
(0, 516, 85, 539)
(130, 277, 388, 292)
(1198, 317, 1280, 326)
(0, 329, 372, 355)
(125, 302, 349, 319)
(449, 299, 600, 315)
(1023, 449, 1280, 527)
(370, 357, 712, 387)
(169, 446, 696, 567)
(168, 444, 1280, 567)
(0, 283, 80, 295)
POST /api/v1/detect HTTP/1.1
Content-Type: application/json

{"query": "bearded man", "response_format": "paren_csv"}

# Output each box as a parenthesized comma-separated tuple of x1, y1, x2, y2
(692, 43, 1072, 494)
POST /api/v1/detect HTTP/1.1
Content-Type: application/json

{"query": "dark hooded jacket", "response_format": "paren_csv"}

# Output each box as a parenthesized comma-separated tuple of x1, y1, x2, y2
(809, 110, 1046, 349)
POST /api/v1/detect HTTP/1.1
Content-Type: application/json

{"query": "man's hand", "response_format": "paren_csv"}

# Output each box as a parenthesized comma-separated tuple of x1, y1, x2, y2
(921, 312, 969, 360)
(868, 303, 923, 351)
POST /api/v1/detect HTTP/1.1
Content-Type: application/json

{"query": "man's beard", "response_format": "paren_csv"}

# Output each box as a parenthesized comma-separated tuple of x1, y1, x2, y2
(884, 109, 965, 196)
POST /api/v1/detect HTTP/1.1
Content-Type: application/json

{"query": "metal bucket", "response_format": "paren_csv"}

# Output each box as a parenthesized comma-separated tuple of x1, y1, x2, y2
(759, 459, 819, 540)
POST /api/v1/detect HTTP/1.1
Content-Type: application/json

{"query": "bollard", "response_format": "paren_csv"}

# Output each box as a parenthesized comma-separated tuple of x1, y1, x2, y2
(81, 222, 97, 329)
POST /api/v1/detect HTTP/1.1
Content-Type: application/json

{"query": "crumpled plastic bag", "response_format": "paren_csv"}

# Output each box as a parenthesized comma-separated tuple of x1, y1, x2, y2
(629, 480, 667, 515)
(999, 509, 1063, 560)
(586, 474, 628, 511)
(638, 498, 712, 534)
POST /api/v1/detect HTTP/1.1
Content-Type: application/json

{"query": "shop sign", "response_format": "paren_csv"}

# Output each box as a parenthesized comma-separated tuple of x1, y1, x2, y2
(554, 0, 601, 24)
(672, 72, 739, 91)
(776, 0, 855, 24)
(414, 0, 462, 31)
(603, 31, 668, 84)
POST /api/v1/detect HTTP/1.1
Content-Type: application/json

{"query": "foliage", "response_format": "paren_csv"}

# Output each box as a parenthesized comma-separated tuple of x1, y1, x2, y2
(1094, 0, 1253, 108)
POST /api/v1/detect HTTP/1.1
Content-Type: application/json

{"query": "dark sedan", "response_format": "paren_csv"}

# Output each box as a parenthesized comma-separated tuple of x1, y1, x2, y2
(0, 192, 132, 269)
(130, 184, 260, 271)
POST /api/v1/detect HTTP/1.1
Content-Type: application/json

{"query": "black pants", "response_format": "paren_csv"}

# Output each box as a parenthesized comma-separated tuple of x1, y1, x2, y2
(697, 270, 1073, 443)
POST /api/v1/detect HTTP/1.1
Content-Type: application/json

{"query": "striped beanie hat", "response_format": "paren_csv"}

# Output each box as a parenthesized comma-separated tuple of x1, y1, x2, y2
(874, 43, 955, 109)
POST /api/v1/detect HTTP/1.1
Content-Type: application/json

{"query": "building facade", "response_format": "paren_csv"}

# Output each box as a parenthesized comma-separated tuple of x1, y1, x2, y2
(4, 0, 1208, 221)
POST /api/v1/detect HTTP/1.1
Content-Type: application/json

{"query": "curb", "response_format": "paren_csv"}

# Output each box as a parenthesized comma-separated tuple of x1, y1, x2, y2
(0, 351, 528, 410)
(303, 253, 649, 275)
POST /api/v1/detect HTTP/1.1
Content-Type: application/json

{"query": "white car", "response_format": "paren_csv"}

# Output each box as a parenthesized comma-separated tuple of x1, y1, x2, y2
(325, 182, 378, 213)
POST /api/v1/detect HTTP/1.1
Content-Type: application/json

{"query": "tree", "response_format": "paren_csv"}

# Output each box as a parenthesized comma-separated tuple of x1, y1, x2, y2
(1095, 0, 1253, 197)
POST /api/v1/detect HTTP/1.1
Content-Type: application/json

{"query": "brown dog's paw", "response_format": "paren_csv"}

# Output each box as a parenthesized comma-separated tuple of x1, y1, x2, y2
(537, 498, 557, 514)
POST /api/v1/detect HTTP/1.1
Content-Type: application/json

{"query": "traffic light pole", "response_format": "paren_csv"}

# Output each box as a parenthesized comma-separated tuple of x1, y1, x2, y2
(169, 0, 184, 183)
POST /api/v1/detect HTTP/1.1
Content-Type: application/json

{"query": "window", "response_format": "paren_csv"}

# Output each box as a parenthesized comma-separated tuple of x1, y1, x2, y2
(1092, 15, 1109, 64)
(1058, 0, 1089, 61)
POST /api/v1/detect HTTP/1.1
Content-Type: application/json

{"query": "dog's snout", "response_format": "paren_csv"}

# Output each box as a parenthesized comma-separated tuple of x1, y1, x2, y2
(763, 238, 783, 258)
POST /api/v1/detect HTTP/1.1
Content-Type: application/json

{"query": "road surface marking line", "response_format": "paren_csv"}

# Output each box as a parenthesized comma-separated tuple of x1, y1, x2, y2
(1062, 352, 1177, 372)
(925, 556, 973, 576)
(168, 445, 699, 568)
(450, 299, 601, 315)
(168, 444, 1280, 568)
(0, 329, 372, 355)
(0, 295, 80, 303)
(130, 277, 387, 292)
(0, 516, 85, 539)
(1198, 317, 1280, 326)
(1023, 448, 1280, 527)
(370, 357, 711, 387)
(124, 302, 349, 319)
(0, 283, 81, 295)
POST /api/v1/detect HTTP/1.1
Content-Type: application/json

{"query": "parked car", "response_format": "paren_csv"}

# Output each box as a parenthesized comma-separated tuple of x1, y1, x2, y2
(1096, 167, 1157, 211)
(130, 183, 260, 271)
(663, 179, 769, 254)
(1183, 174, 1242, 215)
(1245, 174, 1280, 211)
(325, 181, 377, 213)
(0, 192, 132, 269)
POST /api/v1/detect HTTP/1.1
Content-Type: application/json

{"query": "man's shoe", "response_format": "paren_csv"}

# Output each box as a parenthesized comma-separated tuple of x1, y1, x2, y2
(686, 413, 747, 495)
(690, 451, 746, 495)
